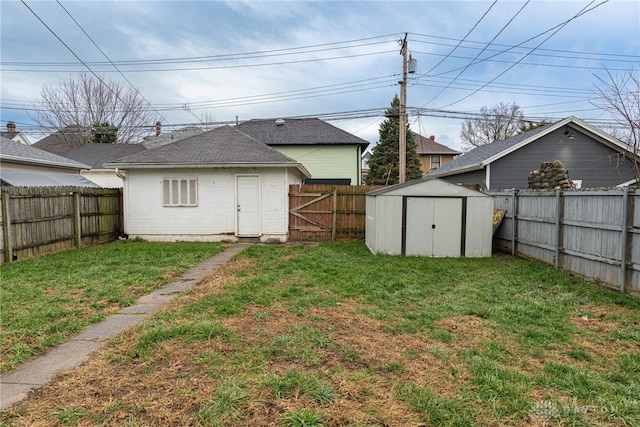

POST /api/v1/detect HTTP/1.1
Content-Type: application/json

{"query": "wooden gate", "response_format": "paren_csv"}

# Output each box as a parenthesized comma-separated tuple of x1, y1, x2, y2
(288, 184, 384, 241)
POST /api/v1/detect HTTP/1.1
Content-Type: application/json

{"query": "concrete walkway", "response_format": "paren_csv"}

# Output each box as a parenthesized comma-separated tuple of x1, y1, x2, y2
(0, 243, 250, 411)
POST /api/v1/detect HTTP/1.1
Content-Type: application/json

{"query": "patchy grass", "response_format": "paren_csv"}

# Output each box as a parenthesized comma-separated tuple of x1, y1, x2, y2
(0, 240, 225, 372)
(2, 242, 639, 426)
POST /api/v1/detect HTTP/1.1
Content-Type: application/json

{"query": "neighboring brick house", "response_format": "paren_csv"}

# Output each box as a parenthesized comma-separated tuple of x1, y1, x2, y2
(413, 132, 461, 174)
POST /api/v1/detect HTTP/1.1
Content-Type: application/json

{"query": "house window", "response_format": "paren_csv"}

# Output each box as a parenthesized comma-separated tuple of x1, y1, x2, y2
(162, 178, 197, 206)
(430, 155, 441, 170)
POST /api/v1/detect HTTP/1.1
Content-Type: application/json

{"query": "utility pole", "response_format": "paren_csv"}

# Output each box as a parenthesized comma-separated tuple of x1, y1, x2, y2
(399, 33, 408, 184)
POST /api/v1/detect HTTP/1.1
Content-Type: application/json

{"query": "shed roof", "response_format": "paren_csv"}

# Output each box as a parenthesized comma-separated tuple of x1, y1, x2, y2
(367, 176, 490, 197)
(237, 118, 370, 149)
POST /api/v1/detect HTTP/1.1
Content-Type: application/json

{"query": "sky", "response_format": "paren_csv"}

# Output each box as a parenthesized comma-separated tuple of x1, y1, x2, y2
(1, 0, 639, 152)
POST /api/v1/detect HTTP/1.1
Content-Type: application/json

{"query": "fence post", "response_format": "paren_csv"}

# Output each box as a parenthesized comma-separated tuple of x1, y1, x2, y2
(331, 189, 337, 241)
(1, 191, 13, 263)
(555, 189, 563, 270)
(73, 192, 82, 248)
(619, 186, 629, 293)
(511, 188, 517, 256)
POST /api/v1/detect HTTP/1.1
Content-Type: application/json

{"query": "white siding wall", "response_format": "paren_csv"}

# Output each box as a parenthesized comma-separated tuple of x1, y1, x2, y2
(81, 170, 123, 188)
(123, 167, 300, 242)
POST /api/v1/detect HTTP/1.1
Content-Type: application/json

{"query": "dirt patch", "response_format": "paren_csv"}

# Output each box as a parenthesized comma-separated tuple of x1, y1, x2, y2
(2, 255, 636, 426)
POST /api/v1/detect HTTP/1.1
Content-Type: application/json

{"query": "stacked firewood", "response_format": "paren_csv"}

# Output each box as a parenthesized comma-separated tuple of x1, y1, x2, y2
(528, 160, 575, 190)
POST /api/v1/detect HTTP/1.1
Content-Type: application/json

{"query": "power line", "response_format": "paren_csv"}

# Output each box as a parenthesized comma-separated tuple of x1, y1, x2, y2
(420, 0, 498, 77)
(436, 0, 610, 109)
(423, 0, 530, 106)
(55, 0, 167, 124)
(20, 0, 159, 132)
(1, 34, 402, 68)
(1, 50, 398, 73)
(409, 32, 640, 61)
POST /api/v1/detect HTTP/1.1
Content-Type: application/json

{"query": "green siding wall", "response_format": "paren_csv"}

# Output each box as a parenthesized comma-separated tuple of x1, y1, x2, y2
(274, 145, 361, 184)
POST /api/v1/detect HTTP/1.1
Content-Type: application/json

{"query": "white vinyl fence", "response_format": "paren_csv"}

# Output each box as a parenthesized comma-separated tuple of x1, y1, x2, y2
(488, 188, 639, 294)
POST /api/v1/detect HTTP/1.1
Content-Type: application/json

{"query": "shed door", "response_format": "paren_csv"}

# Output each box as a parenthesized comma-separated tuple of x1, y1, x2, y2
(236, 175, 261, 237)
(405, 197, 462, 257)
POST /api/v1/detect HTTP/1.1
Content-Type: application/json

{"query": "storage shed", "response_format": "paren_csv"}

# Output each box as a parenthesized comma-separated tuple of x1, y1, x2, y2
(365, 177, 493, 257)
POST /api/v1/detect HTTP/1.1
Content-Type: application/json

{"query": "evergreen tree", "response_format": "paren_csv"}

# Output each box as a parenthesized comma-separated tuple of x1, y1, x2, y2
(518, 120, 550, 134)
(91, 121, 118, 143)
(366, 96, 422, 185)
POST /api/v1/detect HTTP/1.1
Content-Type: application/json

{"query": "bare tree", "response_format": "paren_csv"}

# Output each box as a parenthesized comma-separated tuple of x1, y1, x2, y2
(30, 74, 158, 144)
(591, 67, 640, 182)
(460, 102, 524, 151)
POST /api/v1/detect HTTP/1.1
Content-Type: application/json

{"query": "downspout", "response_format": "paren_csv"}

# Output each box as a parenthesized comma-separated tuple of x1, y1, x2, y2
(115, 168, 126, 237)
(357, 145, 362, 185)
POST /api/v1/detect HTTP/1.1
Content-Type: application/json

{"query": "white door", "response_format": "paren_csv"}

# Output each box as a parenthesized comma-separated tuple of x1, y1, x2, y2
(236, 175, 261, 237)
(405, 197, 462, 257)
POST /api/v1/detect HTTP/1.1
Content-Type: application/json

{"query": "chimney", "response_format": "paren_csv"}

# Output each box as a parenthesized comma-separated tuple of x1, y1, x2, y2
(155, 121, 161, 136)
(7, 121, 16, 135)
(429, 135, 435, 141)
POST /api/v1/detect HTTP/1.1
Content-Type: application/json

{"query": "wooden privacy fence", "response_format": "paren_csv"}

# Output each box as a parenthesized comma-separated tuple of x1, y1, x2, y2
(0, 186, 122, 264)
(288, 184, 384, 241)
(488, 188, 639, 294)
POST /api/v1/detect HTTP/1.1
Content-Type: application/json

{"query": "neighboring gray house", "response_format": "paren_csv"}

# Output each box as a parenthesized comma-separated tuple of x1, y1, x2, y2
(59, 143, 147, 188)
(105, 125, 310, 243)
(0, 137, 98, 187)
(237, 118, 370, 185)
(142, 124, 204, 150)
(32, 125, 91, 155)
(428, 117, 639, 189)
(33, 126, 148, 187)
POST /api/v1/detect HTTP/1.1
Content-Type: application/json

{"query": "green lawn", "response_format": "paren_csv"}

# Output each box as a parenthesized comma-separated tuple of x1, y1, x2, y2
(0, 240, 225, 373)
(2, 242, 639, 426)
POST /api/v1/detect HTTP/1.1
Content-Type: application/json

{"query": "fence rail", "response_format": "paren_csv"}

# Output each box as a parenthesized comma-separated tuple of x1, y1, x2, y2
(1, 186, 122, 264)
(288, 184, 384, 241)
(488, 188, 639, 294)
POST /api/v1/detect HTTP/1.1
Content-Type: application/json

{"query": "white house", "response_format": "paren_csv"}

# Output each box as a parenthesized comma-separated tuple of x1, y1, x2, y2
(105, 125, 310, 243)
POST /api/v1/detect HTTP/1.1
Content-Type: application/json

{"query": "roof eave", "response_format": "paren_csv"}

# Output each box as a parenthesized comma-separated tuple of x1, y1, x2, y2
(105, 161, 310, 176)
(0, 156, 90, 170)
(428, 163, 484, 177)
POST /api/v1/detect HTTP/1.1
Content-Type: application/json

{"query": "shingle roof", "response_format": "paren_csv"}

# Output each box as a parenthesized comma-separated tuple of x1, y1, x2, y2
(62, 143, 147, 169)
(32, 125, 90, 155)
(106, 125, 308, 174)
(428, 122, 553, 175)
(142, 127, 204, 150)
(237, 118, 370, 149)
(413, 133, 461, 155)
(1, 137, 90, 170)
